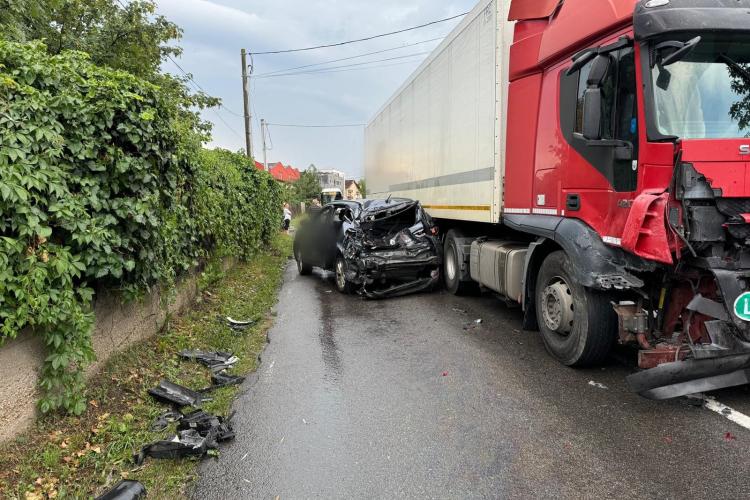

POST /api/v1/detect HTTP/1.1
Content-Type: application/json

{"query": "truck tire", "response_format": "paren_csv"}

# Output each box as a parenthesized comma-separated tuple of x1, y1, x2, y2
(295, 246, 312, 275)
(444, 231, 478, 296)
(535, 251, 615, 366)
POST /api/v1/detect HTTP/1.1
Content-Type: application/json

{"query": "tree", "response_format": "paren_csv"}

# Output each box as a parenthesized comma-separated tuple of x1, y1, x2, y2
(0, 0, 182, 79)
(293, 168, 322, 203)
(358, 178, 367, 198)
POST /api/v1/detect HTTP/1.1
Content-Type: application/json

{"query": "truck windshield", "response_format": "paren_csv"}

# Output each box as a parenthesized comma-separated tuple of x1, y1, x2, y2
(651, 34, 750, 139)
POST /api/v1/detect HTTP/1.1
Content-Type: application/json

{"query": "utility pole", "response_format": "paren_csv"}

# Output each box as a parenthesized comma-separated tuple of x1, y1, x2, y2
(261, 119, 269, 171)
(241, 49, 253, 159)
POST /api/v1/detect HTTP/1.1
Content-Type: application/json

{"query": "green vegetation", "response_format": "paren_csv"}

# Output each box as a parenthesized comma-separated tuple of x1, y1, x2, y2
(0, 40, 281, 414)
(288, 165, 322, 204)
(0, 234, 293, 499)
(0, 0, 181, 79)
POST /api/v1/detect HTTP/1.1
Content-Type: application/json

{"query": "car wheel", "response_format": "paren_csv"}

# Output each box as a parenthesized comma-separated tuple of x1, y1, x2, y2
(295, 247, 312, 275)
(444, 230, 478, 296)
(535, 251, 616, 366)
(334, 256, 352, 294)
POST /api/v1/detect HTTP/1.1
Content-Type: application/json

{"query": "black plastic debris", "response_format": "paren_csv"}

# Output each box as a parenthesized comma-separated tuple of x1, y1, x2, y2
(209, 372, 246, 389)
(148, 380, 207, 408)
(224, 316, 257, 331)
(134, 429, 209, 465)
(95, 480, 147, 500)
(134, 410, 235, 465)
(178, 410, 236, 444)
(179, 350, 239, 372)
(150, 409, 184, 432)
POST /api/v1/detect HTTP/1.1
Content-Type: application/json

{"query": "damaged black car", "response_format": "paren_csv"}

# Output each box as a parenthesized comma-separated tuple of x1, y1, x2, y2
(294, 198, 441, 299)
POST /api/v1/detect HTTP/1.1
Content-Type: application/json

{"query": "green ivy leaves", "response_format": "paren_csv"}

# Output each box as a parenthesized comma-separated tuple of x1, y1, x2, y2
(0, 41, 282, 415)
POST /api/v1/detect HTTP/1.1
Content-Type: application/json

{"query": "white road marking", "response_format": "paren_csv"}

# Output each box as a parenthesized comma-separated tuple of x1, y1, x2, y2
(699, 395, 750, 432)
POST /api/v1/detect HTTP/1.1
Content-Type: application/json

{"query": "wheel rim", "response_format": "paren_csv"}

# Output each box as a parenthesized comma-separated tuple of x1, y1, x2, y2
(541, 278, 574, 336)
(336, 259, 346, 290)
(445, 245, 457, 281)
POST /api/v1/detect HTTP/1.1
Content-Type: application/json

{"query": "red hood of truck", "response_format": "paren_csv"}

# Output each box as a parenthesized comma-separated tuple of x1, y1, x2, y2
(680, 139, 750, 198)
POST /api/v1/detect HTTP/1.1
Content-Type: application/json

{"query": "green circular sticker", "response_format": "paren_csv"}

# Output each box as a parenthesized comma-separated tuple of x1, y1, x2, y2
(734, 292, 750, 321)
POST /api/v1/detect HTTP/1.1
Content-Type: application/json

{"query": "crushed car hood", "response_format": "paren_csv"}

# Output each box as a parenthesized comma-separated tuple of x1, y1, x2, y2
(342, 199, 441, 299)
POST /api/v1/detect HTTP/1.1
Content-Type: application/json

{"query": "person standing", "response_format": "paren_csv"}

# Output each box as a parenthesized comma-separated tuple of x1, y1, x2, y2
(283, 203, 292, 234)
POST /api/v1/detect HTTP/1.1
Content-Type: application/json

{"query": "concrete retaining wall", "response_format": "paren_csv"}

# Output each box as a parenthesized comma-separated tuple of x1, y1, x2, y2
(0, 260, 232, 442)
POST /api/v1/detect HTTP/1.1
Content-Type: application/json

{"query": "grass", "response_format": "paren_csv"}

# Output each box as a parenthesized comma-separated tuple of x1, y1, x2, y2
(0, 233, 293, 499)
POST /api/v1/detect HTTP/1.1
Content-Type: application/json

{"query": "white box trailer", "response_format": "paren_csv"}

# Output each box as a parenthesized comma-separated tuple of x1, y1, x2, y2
(365, 0, 514, 224)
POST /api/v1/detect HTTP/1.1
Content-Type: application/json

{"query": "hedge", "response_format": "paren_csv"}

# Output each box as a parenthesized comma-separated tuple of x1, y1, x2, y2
(0, 41, 282, 414)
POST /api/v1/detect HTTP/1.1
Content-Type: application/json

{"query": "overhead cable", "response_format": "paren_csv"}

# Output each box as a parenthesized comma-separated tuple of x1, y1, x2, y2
(250, 12, 468, 55)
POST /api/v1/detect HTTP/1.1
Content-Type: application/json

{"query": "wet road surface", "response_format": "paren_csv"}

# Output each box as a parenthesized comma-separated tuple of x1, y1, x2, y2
(194, 263, 750, 499)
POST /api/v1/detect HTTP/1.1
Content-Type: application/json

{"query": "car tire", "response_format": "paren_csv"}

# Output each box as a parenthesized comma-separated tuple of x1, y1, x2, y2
(535, 251, 616, 367)
(334, 256, 353, 294)
(295, 247, 312, 275)
(444, 230, 478, 296)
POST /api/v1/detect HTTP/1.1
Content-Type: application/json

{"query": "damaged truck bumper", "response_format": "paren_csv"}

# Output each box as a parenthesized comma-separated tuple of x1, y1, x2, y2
(627, 269, 750, 399)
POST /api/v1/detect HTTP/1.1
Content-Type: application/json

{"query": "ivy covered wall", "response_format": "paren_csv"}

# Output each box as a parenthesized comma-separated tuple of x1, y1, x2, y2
(0, 41, 282, 414)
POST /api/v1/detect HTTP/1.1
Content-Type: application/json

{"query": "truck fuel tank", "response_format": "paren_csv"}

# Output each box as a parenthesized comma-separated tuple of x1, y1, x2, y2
(470, 241, 528, 303)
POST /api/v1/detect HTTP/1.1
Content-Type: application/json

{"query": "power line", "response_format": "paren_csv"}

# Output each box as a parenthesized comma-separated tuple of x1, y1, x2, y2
(114, 0, 244, 142)
(254, 36, 444, 77)
(250, 12, 468, 55)
(165, 55, 244, 139)
(254, 51, 431, 79)
(267, 123, 365, 128)
(254, 59, 425, 80)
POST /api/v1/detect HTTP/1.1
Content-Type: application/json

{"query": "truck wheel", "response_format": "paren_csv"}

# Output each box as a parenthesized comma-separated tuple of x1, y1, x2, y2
(334, 256, 352, 294)
(535, 251, 615, 366)
(444, 231, 478, 296)
(295, 247, 312, 275)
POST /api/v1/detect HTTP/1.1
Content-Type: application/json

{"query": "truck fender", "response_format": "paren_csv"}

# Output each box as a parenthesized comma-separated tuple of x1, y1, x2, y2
(509, 215, 655, 318)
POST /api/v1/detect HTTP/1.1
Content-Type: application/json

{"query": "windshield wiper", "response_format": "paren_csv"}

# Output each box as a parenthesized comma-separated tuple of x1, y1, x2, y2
(719, 53, 750, 84)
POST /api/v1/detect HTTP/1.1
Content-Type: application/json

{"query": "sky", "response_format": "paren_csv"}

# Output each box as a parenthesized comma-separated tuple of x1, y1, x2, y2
(155, 0, 477, 179)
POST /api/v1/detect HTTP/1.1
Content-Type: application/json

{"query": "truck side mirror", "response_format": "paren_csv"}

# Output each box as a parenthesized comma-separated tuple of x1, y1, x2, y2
(582, 89, 602, 140)
(581, 54, 611, 141)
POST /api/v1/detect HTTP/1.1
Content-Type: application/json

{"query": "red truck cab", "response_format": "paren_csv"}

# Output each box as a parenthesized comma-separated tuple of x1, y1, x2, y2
(502, 0, 750, 398)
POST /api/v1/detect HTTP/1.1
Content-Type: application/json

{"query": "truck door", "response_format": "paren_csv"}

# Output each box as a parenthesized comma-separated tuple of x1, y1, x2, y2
(559, 39, 639, 232)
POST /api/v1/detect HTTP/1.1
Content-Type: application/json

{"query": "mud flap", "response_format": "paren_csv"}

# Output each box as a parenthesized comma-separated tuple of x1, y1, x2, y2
(627, 353, 750, 399)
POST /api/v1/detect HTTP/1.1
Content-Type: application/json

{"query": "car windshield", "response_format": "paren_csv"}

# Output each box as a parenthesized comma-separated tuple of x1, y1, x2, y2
(651, 33, 750, 139)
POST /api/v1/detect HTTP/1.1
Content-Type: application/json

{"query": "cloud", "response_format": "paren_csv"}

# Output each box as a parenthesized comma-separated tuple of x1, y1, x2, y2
(156, 0, 476, 177)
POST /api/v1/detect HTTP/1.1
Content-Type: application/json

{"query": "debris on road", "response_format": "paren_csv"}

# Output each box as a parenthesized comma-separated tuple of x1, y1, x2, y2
(150, 410, 184, 432)
(179, 350, 239, 372)
(209, 372, 246, 389)
(725, 432, 737, 441)
(442, 371, 449, 377)
(135, 411, 235, 465)
(463, 319, 483, 331)
(95, 480, 147, 499)
(452, 308, 467, 315)
(148, 380, 207, 407)
(588, 381, 608, 390)
(225, 316, 257, 331)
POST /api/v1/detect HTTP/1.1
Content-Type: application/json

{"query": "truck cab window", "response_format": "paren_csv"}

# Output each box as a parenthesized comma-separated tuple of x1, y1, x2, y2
(564, 44, 639, 192)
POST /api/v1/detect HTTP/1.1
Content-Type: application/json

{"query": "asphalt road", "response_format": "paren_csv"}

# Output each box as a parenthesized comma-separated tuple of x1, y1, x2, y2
(194, 263, 750, 499)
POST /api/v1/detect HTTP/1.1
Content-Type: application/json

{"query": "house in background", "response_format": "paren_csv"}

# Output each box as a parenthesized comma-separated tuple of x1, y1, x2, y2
(345, 180, 362, 200)
(255, 161, 300, 183)
(318, 169, 346, 191)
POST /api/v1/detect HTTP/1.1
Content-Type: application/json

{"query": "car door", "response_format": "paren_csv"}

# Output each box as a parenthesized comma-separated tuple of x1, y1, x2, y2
(307, 205, 334, 267)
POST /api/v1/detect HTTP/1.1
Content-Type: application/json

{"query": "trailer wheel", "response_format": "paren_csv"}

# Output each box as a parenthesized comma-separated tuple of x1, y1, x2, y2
(295, 246, 312, 275)
(444, 231, 478, 296)
(535, 251, 615, 366)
